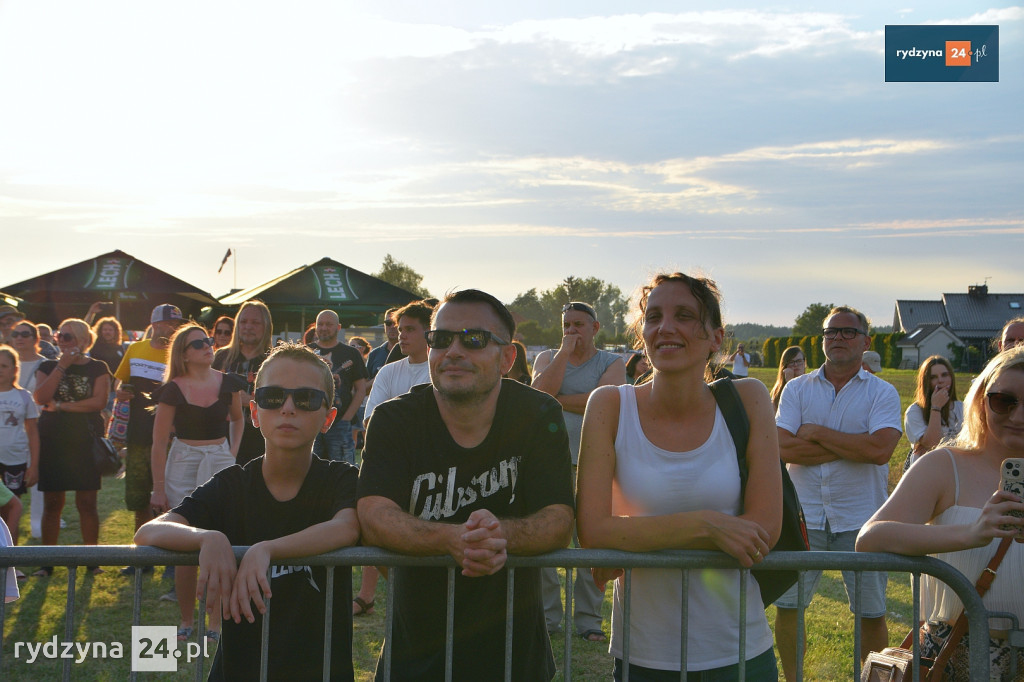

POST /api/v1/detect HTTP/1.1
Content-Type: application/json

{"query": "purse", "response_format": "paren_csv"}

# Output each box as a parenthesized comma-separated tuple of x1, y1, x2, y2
(709, 378, 810, 606)
(90, 422, 122, 477)
(860, 536, 1013, 682)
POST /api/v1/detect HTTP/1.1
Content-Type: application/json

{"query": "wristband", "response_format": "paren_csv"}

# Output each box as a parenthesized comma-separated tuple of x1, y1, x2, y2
(931, 407, 942, 412)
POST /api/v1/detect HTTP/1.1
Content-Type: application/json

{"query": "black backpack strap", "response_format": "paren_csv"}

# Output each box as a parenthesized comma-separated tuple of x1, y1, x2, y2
(709, 378, 751, 493)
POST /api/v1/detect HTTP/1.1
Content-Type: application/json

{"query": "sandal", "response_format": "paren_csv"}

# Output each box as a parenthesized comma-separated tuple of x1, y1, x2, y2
(352, 596, 375, 616)
(579, 629, 607, 643)
(205, 631, 220, 644)
(32, 567, 54, 578)
(176, 626, 193, 642)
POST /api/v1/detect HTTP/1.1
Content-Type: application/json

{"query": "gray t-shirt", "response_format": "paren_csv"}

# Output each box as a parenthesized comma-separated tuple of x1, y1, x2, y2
(543, 349, 619, 464)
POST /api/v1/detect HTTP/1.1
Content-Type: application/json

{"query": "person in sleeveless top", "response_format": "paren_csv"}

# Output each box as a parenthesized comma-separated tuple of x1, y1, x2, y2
(577, 272, 782, 680)
(150, 324, 244, 642)
(858, 346, 1024, 681)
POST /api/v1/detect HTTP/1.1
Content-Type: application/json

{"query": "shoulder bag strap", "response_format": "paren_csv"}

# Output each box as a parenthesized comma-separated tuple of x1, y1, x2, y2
(708, 377, 750, 493)
(926, 536, 1013, 681)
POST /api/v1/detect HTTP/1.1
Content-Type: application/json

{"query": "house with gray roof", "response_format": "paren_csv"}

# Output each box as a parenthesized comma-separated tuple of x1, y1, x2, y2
(893, 285, 1024, 369)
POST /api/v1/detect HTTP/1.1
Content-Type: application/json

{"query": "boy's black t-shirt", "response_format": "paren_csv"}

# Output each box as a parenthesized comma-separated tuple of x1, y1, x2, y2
(358, 380, 574, 682)
(173, 456, 358, 682)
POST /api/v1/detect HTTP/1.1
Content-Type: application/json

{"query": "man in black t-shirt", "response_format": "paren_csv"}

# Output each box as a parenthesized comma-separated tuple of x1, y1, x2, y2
(358, 289, 574, 682)
(309, 310, 367, 465)
(135, 344, 360, 681)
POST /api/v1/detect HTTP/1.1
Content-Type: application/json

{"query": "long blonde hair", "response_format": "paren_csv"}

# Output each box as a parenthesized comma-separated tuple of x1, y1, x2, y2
(164, 324, 209, 382)
(952, 345, 1024, 450)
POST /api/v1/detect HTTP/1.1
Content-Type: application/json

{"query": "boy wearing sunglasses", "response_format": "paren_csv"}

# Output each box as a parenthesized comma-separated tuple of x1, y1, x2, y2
(135, 343, 360, 681)
(358, 289, 574, 681)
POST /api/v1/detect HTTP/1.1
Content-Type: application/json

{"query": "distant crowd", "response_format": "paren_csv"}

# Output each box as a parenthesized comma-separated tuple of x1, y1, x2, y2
(2, 289, 1023, 681)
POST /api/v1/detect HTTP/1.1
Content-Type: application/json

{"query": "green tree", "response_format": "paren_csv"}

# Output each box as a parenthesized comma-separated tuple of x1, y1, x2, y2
(793, 302, 835, 337)
(508, 276, 630, 346)
(373, 254, 432, 299)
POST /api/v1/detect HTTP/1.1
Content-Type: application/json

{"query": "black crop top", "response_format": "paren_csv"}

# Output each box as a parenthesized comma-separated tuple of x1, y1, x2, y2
(154, 373, 247, 440)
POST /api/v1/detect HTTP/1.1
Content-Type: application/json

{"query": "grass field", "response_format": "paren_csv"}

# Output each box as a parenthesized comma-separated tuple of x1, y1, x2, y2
(0, 366, 972, 680)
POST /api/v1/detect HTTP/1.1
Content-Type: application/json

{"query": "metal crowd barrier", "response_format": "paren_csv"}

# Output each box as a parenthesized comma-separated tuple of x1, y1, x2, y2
(0, 546, 992, 681)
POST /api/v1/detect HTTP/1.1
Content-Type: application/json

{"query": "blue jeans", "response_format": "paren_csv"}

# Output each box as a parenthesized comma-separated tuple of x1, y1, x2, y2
(313, 417, 355, 465)
(614, 648, 778, 681)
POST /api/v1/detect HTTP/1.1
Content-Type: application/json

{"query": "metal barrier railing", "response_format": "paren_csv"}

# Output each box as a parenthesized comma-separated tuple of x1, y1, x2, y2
(0, 546, 993, 681)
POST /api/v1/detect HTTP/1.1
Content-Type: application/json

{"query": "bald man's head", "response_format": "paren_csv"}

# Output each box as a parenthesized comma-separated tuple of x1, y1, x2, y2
(315, 309, 340, 346)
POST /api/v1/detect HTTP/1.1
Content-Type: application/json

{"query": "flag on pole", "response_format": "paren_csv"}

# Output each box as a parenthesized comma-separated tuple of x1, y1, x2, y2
(217, 249, 233, 274)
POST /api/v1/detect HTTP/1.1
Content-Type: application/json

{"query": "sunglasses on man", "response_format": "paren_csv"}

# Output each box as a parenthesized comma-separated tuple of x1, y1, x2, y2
(253, 386, 329, 411)
(424, 329, 509, 350)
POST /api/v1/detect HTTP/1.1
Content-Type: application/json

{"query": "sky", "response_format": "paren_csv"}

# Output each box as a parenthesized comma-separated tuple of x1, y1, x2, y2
(1, 1, 1021, 327)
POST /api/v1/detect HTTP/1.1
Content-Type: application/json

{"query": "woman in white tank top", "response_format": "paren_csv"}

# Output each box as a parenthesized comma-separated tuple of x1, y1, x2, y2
(858, 346, 1024, 680)
(577, 272, 783, 680)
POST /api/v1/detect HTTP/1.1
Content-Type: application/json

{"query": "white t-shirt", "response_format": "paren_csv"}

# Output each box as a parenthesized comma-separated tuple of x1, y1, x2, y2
(0, 387, 38, 466)
(364, 358, 430, 422)
(776, 366, 902, 533)
(731, 352, 750, 377)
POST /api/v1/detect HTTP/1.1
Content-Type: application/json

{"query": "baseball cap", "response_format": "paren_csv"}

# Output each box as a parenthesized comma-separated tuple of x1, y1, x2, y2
(151, 304, 185, 325)
(862, 351, 882, 373)
(0, 305, 25, 321)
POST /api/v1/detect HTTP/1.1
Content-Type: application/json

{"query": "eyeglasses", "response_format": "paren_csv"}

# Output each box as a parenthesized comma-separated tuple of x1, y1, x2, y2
(214, 328, 232, 336)
(253, 386, 328, 411)
(425, 329, 510, 350)
(186, 337, 215, 351)
(987, 392, 1023, 415)
(562, 302, 597, 319)
(10, 330, 35, 339)
(822, 327, 866, 340)
(57, 332, 78, 342)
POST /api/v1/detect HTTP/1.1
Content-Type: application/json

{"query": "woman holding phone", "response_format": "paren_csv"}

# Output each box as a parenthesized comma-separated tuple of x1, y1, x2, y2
(857, 346, 1024, 680)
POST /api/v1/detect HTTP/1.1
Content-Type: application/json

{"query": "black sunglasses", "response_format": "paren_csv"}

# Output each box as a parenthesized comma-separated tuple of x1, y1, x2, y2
(57, 332, 78, 342)
(562, 302, 597, 319)
(11, 330, 35, 339)
(253, 386, 329, 411)
(214, 328, 232, 336)
(822, 327, 866, 340)
(425, 329, 510, 350)
(987, 392, 1023, 415)
(186, 337, 215, 351)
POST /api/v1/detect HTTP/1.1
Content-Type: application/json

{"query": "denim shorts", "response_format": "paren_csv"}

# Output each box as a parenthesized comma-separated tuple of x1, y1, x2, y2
(774, 522, 887, 617)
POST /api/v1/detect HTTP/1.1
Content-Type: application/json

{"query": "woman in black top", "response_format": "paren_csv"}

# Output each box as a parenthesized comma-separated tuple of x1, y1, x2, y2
(151, 324, 244, 641)
(32, 318, 112, 577)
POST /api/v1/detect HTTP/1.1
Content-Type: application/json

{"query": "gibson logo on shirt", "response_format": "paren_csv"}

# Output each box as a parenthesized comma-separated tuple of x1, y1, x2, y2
(410, 457, 521, 521)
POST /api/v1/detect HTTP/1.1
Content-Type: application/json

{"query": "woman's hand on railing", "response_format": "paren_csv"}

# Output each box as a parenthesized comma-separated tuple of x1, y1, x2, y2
(591, 567, 623, 592)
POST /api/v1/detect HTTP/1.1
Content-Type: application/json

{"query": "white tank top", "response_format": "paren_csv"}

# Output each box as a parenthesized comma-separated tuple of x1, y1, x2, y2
(922, 450, 1024, 630)
(609, 385, 774, 671)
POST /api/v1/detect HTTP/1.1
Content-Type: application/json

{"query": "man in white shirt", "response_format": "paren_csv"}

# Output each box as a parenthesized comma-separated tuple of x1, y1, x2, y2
(353, 300, 433, 616)
(773, 306, 902, 681)
(363, 301, 433, 424)
(729, 342, 751, 377)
